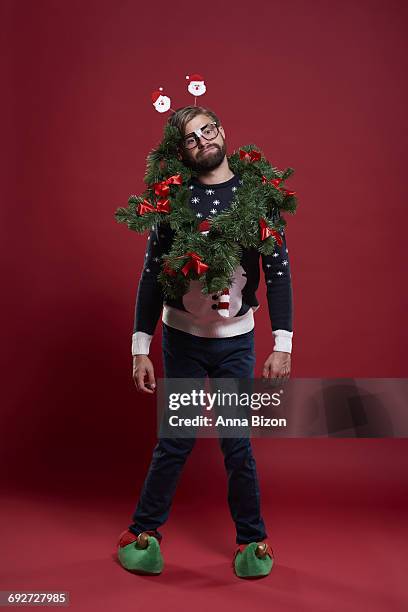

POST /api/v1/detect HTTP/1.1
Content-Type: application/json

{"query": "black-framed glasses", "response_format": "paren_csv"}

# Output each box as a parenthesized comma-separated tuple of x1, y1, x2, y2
(182, 122, 220, 150)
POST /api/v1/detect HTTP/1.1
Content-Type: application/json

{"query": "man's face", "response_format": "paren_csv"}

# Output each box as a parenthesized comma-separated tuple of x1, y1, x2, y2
(179, 113, 227, 172)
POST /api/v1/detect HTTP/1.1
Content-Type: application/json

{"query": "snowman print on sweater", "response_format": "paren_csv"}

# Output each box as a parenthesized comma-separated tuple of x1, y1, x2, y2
(181, 265, 248, 320)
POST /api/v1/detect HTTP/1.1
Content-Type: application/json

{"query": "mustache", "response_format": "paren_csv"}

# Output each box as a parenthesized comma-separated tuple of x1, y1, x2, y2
(199, 144, 219, 154)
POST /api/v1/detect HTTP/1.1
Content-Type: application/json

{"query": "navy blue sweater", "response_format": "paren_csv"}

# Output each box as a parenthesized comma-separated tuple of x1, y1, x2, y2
(132, 173, 293, 355)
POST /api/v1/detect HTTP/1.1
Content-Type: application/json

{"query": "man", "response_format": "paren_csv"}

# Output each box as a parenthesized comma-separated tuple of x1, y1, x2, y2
(117, 106, 293, 578)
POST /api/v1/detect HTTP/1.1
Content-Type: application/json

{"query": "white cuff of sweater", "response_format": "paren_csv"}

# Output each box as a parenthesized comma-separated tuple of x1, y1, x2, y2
(132, 331, 153, 356)
(272, 329, 293, 354)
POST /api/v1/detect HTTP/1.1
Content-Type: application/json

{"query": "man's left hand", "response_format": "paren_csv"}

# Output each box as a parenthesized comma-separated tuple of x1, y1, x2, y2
(262, 351, 291, 380)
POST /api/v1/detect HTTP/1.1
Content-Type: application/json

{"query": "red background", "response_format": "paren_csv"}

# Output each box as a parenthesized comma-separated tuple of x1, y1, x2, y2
(1, 0, 407, 610)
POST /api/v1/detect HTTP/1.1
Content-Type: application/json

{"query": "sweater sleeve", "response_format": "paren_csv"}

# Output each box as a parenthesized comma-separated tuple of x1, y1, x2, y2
(260, 225, 294, 354)
(131, 224, 166, 356)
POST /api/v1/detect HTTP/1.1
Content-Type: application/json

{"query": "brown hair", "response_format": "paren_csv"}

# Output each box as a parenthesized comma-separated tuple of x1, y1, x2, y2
(167, 105, 221, 138)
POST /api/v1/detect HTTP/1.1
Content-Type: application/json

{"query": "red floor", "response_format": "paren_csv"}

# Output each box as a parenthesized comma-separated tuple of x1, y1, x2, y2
(1, 486, 406, 611)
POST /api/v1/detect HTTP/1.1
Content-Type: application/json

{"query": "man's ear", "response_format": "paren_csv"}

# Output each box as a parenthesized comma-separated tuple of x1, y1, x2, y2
(219, 125, 226, 139)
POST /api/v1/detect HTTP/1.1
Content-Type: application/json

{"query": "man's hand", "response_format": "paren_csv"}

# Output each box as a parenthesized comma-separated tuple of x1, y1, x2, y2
(133, 355, 156, 394)
(263, 351, 291, 380)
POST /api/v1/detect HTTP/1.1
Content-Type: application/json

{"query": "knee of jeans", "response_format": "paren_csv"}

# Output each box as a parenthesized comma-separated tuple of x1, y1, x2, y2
(219, 437, 252, 459)
(155, 436, 196, 458)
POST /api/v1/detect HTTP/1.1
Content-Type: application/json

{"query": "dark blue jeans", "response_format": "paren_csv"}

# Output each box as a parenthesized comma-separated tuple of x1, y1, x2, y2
(128, 323, 268, 545)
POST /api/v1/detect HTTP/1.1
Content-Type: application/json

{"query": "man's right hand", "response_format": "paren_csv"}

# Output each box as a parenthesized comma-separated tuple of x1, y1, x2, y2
(133, 355, 156, 394)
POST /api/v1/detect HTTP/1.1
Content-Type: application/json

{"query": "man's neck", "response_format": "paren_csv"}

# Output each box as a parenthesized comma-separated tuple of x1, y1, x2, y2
(196, 158, 234, 185)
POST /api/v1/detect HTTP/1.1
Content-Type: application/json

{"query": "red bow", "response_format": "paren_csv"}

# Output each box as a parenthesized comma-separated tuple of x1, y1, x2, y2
(179, 252, 209, 276)
(152, 174, 183, 198)
(137, 198, 170, 215)
(239, 149, 261, 162)
(164, 251, 209, 277)
(261, 175, 296, 197)
(156, 199, 170, 213)
(280, 188, 296, 197)
(262, 175, 282, 187)
(137, 199, 156, 215)
(259, 218, 283, 246)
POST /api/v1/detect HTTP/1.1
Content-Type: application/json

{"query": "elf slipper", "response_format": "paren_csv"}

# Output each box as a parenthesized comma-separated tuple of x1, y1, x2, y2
(233, 541, 274, 579)
(117, 529, 164, 575)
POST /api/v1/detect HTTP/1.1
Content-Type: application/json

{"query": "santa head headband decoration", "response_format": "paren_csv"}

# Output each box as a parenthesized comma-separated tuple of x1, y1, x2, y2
(151, 87, 173, 114)
(151, 73, 207, 114)
(185, 73, 206, 101)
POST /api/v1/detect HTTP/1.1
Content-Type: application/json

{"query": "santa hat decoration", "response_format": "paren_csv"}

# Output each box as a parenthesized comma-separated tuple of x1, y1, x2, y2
(185, 73, 205, 83)
(217, 288, 231, 317)
(186, 73, 207, 105)
(198, 219, 211, 235)
(151, 88, 163, 103)
(151, 87, 172, 113)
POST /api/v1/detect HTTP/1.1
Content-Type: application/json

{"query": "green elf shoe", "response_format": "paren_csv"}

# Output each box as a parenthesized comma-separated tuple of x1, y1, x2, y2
(233, 542, 274, 579)
(117, 529, 164, 575)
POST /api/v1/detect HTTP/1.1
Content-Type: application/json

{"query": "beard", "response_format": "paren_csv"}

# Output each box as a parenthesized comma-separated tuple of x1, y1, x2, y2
(181, 139, 227, 172)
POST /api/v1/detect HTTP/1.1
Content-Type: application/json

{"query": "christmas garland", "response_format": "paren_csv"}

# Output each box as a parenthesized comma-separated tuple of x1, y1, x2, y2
(114, 124, 298, 300)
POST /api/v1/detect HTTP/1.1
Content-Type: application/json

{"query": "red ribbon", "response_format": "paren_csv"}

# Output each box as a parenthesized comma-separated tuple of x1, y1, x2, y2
(262, 175, 282, 187)
(164, 251, 209, 277)
(156, 199, 170, 213)
(239, 149, 261, 162)
(152, 174, 183, 198)
(261, 175, 296, 196)
(137, 198, 170, 215)
(280, 188, 296, 197)
(259, 218, 283, 246)
(137, 199, 156, 215)
(179, 252, 209, 276)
